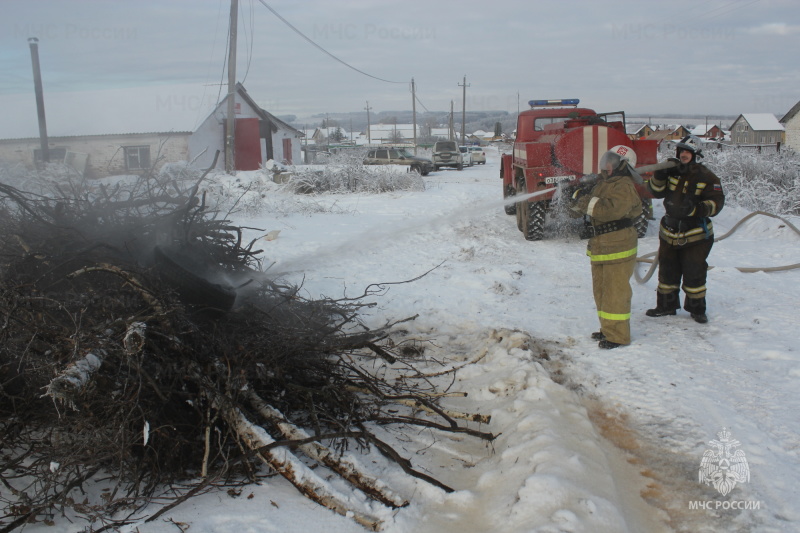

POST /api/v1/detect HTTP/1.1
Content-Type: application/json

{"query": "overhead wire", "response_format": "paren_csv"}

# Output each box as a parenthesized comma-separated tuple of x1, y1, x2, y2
(414, 95, 430, 113)
(412, 81, 430, 113)
(195, 0, 227, 129)
(693, 0, 761, 23)
(256, 0, 407, 84)
(239, 0, 256, 84)
(216, 19, 230, 106)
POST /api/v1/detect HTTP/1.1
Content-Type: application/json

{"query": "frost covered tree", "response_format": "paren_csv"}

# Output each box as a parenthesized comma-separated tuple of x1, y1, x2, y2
(659, 144, 800, 215)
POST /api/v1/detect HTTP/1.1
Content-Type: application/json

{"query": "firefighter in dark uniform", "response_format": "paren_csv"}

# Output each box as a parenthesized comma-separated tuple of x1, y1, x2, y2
(645, 135, 725, 323)
(570, 146, 642, 349)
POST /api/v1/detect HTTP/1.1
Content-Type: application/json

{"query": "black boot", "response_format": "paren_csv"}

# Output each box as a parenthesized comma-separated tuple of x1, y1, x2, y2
(591, 331, 606, 340)
(685, 297, 707, 324)
(646, 307, 677, 317)
(646, 291, 679, 317)
(599, 340, 623, 349)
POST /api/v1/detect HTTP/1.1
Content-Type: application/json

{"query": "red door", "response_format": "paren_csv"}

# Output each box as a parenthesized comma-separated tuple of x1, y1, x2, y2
(234, 118, 262, 170)
(282, 138, 293, 165)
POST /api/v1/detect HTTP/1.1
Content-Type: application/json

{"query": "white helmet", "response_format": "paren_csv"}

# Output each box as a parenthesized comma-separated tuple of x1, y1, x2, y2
(599, 145, 637, 171)
(675, 135, 703, 159)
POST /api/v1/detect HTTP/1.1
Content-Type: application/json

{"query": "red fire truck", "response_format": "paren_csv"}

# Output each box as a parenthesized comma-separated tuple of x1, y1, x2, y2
(500, 99, 656, 240)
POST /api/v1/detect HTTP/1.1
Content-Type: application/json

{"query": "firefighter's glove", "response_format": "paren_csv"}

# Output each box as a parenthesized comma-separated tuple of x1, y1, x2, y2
(664, 197, 696, 218)
(694, 201, 711, 218)
(569, 188, 588, 214)
(570, 187, 588, 202)
(667, 157, 681, 166)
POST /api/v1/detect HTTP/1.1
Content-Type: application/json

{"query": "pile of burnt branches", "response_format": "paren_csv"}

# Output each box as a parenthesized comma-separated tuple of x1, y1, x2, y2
(0, 165, 493, 531)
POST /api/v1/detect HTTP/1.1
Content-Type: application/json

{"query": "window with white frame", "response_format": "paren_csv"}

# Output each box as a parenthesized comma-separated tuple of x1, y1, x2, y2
(124, 146, 151, 170)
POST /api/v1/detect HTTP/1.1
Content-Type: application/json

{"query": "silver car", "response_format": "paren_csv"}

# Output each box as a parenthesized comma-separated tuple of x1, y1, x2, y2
(432, 140, 463, 171)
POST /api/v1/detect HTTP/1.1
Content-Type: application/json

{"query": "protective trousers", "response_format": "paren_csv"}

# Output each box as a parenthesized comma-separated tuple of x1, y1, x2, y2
(656, 238, 714, 314)
(591, 256, 636, 345)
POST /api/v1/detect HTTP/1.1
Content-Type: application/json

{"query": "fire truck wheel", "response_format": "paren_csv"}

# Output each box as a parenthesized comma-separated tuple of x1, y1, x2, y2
(504, 187, 517, 215)
(523, 202, 546, 241)
(457, 163, 463, 171)
(634, 211, 649, 238)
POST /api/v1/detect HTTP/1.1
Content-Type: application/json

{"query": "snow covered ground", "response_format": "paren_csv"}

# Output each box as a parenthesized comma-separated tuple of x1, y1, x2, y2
(28, 146, 800, 533)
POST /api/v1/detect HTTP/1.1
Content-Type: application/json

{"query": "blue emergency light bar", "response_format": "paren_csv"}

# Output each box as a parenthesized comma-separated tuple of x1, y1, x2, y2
(528, 99, 580, 107)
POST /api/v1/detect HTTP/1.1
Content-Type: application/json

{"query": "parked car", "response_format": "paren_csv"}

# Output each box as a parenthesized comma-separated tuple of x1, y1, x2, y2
(432, 140, 463, 170)
(468, 146, 486, 164)
(363, 147, 433, 175)
(459, 146, 474, 167)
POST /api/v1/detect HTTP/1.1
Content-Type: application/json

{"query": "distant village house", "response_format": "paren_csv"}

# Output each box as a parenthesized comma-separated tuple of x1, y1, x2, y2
(625, 123, 654, 140)
(779, 100, 800, 153)
(690, 124, 726, 140)
(729, 113, 785, 146)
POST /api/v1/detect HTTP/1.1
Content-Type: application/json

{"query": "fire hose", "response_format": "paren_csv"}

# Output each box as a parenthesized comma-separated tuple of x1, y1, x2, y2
(573, 160, 800, 280)
(579, 159, 678, 188)
(634, 210, 800, 284)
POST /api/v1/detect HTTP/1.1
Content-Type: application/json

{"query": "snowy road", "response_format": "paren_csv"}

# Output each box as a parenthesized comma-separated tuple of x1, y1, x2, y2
(212, 148, 798, 533)
(36, 148, 800, 533)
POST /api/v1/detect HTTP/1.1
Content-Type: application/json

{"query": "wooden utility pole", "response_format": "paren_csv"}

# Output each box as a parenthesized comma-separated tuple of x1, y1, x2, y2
(459, 75, 469, 145)
(225, 0, 238, 172)
(365, 101, 372, 145)
(411, 78, 417, 154)
(28, 37, 49, 163)
(449, 101, 454, 140)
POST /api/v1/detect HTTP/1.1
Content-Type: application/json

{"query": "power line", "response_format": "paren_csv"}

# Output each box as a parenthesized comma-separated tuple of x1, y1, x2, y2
(694, 0, 760, 22)
(239, 0, 256, 84)
(410, 80, 429, 112)
(256, 0, 406, 84)
(196, 0, 226, 129)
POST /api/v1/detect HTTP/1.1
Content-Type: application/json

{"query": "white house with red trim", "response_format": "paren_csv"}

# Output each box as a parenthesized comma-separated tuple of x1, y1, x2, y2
(189, 83, 303, 170)
(0, 83, 302, 178)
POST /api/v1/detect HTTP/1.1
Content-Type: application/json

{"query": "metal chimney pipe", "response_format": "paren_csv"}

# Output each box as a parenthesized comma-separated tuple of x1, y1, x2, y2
(28, 37, 50, 163)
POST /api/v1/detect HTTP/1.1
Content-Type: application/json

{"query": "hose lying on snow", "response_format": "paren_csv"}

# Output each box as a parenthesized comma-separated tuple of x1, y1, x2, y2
(635, 211, 800, 284)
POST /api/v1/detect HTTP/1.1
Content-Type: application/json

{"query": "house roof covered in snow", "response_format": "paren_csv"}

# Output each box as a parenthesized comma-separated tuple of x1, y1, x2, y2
(735, 113, 785, 131)
(690, 124, 725, 137)
(779, 100, 800, 124)
(625, 123, 651, 135)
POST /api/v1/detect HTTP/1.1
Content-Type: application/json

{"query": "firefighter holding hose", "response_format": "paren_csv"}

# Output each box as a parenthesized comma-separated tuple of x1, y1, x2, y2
(645, 135, 725, 323)
(570, 146, 642, 349)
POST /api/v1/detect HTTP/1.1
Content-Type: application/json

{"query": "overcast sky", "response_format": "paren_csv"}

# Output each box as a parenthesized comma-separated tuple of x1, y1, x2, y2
(2, 0, 799, 137)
